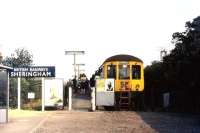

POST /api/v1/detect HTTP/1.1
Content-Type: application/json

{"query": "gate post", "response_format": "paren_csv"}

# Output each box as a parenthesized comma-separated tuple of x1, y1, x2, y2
(91, 87, 96, 111)
(68, 86, 72, 111)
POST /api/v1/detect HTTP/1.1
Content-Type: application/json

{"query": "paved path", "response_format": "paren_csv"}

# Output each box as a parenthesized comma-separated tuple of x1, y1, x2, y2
(138, 112, 200, 133)
(72, 93, 91, 111)
(34, 111, 155, 133)
(1, 95, 200, 133)
(1, 110, 200, 133)
(0, 110, 50, 133)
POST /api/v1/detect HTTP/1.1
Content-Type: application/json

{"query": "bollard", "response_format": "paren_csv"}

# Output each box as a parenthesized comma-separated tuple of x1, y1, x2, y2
(91, 87, 96, 111)
(68, 86, 72, 111)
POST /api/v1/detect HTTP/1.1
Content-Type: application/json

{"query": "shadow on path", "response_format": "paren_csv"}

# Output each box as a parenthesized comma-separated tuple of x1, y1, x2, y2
(137, 112, 200, 133)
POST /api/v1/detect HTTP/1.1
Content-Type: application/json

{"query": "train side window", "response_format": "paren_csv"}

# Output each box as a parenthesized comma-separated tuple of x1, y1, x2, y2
(132, 65, 141, 79)
(107, 65, 116, 79)
(119, 64, 130, 80)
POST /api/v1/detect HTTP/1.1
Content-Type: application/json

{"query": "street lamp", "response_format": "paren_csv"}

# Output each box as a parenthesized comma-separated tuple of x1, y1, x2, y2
(65, 51, 85, 79)
(73, 63, 85, 78)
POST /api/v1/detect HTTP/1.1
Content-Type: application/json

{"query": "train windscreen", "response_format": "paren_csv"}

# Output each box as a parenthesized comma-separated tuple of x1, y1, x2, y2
(119, 64, 130, 79)
(132, 65, 141, 79)
(107, 65, 116, 79)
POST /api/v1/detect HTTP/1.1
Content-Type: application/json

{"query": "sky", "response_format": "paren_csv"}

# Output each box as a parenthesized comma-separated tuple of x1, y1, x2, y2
(0, 0, 200, 80)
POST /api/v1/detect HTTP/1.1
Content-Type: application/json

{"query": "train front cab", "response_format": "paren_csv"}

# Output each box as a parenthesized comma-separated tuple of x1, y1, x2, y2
(101, 61, 144, 110)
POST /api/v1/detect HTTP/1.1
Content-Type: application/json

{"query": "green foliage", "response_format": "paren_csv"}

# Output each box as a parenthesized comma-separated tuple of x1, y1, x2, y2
(2, 48, 33, 67)
(164, 16, 200, 89)
(145, 61, 165, 88)
(2, 48, 40, 109)
(9, 78, 17, 108)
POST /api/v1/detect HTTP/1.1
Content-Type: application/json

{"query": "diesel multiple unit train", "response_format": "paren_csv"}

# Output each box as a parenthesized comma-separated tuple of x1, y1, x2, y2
(95, 54, 144, 110)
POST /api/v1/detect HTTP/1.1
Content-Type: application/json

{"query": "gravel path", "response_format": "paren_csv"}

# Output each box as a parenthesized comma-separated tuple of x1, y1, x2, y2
(1, 110, 200, 133)
(138, 112, 200, 133)
(34, 111, 155, 133)
(1, 95, 199, 133)
(33, 94, 200, 133)
(33, 111, 200, 133)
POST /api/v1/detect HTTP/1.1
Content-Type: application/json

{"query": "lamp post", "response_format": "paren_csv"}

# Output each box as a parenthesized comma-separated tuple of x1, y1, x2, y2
(65, 51, 85, 111)
(65, 51, 85, 79)
(73, 63, 85, 79)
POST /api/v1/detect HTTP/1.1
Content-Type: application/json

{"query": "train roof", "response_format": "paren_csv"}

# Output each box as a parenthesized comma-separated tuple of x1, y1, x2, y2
(103, 54, 143, 63)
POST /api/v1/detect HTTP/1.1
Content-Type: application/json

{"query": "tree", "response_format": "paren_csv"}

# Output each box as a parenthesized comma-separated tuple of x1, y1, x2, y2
(164, 16, 200, 89)
(164, 16, 200, 112)
(144, 61, 166, 110)
(145, 16, 200, 112)
(2, 48, 33, 67)
(2, 48, 34, 108)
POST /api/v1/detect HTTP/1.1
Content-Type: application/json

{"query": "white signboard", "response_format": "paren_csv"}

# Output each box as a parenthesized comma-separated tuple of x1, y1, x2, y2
(96, 79, 115, 92)
(0, 109, 7, 123)
(44, 79, 63, 106)
(96, 79, 105, 92)
(96, 79, 115, 106)
(28, 92, 35, 99)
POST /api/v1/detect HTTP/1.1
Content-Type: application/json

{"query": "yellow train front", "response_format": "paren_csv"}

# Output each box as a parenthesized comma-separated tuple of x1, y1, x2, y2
(95, 54, 144, 110)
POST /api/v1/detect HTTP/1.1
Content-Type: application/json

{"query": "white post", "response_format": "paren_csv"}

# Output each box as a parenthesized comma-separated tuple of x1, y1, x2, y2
(77, 65, 79, 79)
(17, 77, 21, 110)
(42, 78, 45, 112)
(68, 86, 72, 111)
(91, 87, 96, 111)
(7, 72, 9, 122)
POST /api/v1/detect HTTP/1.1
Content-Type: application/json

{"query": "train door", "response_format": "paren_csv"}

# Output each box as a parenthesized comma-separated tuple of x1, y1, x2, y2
(96, 64, 116, 108)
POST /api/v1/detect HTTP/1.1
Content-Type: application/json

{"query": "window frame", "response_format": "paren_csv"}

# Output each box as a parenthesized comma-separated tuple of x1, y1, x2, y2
(132, 65, 141, 80)
(118, 64, 130, 80)
(107, 64, 116, 79)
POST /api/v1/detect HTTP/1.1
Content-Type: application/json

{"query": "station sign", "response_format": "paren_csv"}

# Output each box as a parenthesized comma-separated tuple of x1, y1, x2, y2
(9, 66, 55, 78)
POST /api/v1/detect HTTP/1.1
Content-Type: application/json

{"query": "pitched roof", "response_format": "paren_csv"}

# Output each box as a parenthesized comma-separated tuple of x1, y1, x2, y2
(104, 54, 143, 63)
(0, 64, 13, 70)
